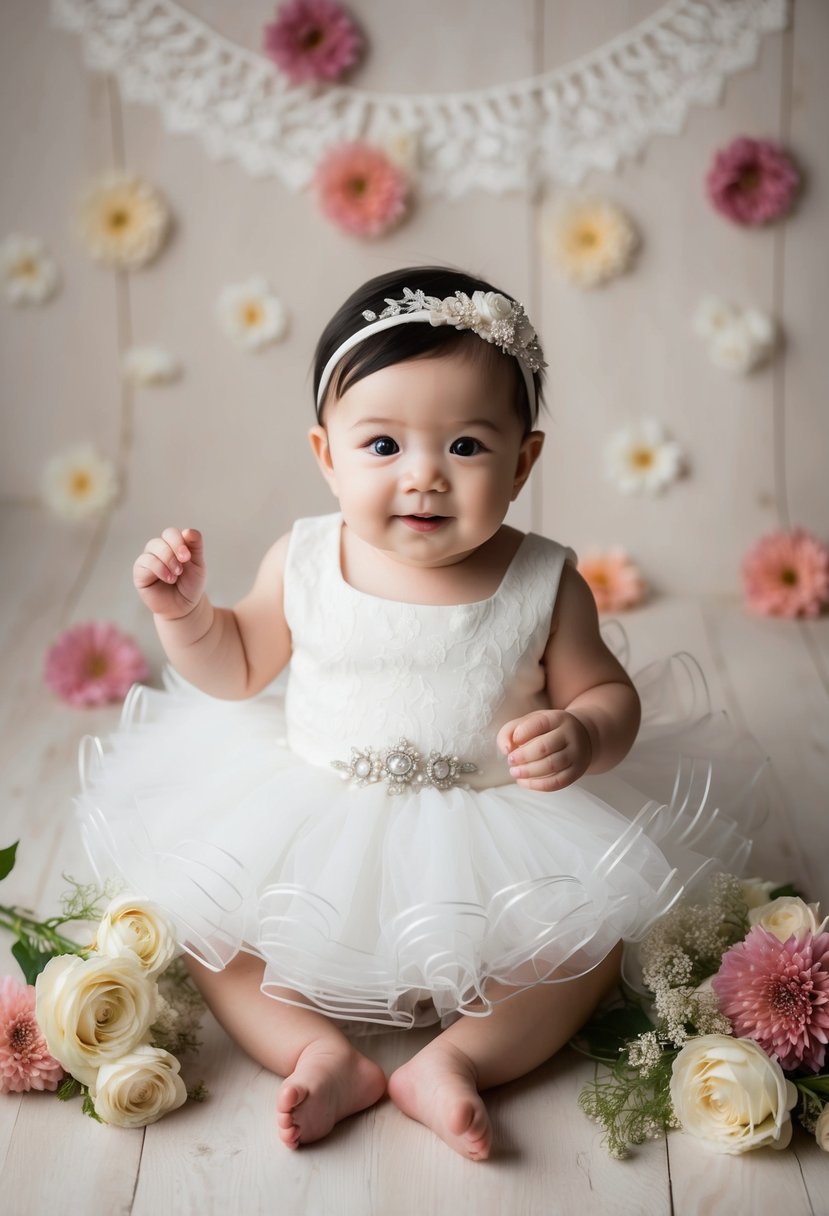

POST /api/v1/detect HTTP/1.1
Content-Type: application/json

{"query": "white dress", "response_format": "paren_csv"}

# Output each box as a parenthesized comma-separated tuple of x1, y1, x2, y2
(76, 513, 768, 1030)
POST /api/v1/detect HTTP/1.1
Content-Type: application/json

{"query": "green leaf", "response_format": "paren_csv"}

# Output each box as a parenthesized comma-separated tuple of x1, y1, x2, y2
(81, 1090, 103, 1123)
(11, 940, 57, 986)
(0, 841, 19, 882)
(57, 1077, 80, 1102)
(797, 1075, 829, 1097)
(569, 1002, 656, 1063)
(769, 883, 803, 900)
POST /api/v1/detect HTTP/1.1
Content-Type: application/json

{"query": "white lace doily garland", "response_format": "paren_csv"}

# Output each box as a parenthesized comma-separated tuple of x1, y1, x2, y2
(51, 0, 788, 198)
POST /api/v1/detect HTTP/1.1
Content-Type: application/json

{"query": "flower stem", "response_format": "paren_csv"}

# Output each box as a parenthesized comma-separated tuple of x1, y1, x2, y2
(0, 904, 88, 956)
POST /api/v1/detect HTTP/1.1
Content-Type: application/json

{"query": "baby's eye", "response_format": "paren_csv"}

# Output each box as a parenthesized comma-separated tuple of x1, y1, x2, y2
(369, 436, 399, 456)
(449, 436, 484, 457)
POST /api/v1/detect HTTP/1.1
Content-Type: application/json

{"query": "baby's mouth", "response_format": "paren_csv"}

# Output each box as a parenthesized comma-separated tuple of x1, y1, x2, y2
(398, 514, 448, 532)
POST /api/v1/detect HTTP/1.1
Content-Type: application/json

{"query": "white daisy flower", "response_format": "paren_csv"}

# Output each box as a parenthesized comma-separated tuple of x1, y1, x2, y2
(1, 234, 60, 305)
(216, 276, 289, 352)
(123, 345, 181, 387)
(604, 418, 685, 495)
(41, 443, 119, 520)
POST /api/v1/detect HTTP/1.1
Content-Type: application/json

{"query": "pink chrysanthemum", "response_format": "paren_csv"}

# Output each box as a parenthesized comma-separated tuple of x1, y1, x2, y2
(263, 0, 363, 85)
(0, 976, 64, 1093)
(315, 142, 408, 238)
(706, 137, 800, 226)
(741, 528, 829, 619)
(577, 549, 646, 613)
(712, 926, 829, 1073)
(44, 620, 150, 708)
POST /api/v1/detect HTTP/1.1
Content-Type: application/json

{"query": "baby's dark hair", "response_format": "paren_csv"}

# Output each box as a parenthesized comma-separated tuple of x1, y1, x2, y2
(312, 265, 545, 434)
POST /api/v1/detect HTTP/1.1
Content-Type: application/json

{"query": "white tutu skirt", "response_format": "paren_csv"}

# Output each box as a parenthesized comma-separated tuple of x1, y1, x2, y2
(76, 642, 768, 1032)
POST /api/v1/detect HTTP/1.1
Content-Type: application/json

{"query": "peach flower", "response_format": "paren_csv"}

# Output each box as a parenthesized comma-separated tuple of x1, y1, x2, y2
(577, 549, 646, 613)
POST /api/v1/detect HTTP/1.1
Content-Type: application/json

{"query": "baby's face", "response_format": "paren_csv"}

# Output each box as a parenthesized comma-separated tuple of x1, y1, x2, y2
(309, 352, 542, 570)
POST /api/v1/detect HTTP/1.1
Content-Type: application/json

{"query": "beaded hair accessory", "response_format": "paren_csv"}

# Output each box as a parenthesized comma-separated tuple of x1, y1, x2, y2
(316, 287, 546, 412)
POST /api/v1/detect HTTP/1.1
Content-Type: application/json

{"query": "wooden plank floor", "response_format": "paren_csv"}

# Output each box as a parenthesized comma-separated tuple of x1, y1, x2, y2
(1, 503, 828, 1216)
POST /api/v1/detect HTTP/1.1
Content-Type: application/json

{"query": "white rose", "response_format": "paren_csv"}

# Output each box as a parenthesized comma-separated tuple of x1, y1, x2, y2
(94, 896, 178, 978)
(35, 954, 157, 1085)
(670, 1035, 797, 1155)
(816, 1104, 829, 1152)
(740, 877, 778, 909)
(471, 290, 512, 323)
(91, 1044, 187, 1128)
(748, 896, 828, 942)
(708, 316, 763, 374)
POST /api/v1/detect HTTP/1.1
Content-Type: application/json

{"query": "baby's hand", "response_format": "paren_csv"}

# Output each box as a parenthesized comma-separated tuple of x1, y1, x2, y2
(496, 710, 593, 792)
(133, 527, 206, 620)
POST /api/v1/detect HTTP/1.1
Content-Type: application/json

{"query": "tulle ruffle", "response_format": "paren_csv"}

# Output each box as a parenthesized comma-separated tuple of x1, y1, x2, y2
(75, 645, 768, 1032)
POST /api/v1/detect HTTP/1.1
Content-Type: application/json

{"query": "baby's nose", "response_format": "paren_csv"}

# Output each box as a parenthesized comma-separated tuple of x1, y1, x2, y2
(401, 454, 449, 493)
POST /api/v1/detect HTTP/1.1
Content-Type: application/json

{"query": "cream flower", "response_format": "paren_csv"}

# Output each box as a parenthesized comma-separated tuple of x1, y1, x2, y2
(94, 896, 179, 979)
(91, 1044, 187, 1128)
(541, 197, 638, 288)
(123, 345, 180, 386)
(603, 418, 684, 495)
(670, 1035, 797, 1155)
(694, 296, 776, 374)
(78, 172, 170, 270)
(748, 896, 828, 942)
(216, 276, 289, 351)
(41, 443, 118, 520)
(816, 1104, 829, 1152)
(0, 234, 60, 304)
(35, 954, 157, 1087)
(740, 877, 779, 909)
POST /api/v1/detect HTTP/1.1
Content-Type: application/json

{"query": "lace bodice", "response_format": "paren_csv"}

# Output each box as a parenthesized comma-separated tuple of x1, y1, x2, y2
(282, 514, 573, 787)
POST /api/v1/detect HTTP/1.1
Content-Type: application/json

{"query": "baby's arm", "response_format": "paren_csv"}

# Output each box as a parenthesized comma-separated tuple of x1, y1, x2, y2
(133, 526, 292, 699)
(496, 564, 640, 792)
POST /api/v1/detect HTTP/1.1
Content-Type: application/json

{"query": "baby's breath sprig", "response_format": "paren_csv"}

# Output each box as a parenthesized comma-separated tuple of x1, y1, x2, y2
(579, 1048, 679, 1159)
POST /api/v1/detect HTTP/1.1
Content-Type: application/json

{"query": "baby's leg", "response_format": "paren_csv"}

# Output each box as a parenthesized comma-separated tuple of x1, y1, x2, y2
(388, 941, 622, 1161)
(186, 952, 386, 1148)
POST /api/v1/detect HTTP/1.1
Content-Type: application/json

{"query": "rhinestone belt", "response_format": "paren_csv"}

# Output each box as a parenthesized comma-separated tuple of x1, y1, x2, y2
(332, 737, 478, 795)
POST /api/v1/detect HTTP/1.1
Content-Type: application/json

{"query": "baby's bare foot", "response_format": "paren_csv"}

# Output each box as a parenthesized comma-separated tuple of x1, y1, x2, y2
(388, 1041, 492, 1161)
(276, 1039, 386, 1149)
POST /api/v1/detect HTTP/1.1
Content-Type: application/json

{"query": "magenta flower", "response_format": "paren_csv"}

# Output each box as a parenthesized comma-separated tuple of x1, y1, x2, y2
(315, 141, 408, 238)
(44, 620, 150, 708)
(712, 926, 829, 1073)
(263, 0, 363, 85)
(742, 528, 829, 619)
(0, 975, 64, 1093)
(706, 137, 800, 226)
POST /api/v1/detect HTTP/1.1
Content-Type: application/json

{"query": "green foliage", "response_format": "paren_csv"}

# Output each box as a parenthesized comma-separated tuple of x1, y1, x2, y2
(187, 1082, 209, 1103)
(578, 1049, 678, 1159)
(570, 999, 655, 1064)
(11, 939, 56, 985)
(769, 882, 803, 900)
(0, 841, 19, 882)
(81, 1089, 103, 1123)
(57, 1077, 81, 1102)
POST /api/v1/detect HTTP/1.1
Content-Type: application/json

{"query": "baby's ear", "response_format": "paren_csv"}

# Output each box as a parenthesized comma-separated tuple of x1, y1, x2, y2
(308, 426, 339, 495)
(511, 430, 545, 499)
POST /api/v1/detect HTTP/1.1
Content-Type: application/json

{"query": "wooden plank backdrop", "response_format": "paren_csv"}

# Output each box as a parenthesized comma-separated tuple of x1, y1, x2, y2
(1, 2, 828, 1213)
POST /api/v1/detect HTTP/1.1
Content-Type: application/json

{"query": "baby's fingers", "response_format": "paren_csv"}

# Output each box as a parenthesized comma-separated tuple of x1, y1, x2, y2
(514, 767, 580, 793)
(144, 536, 184, 581)
(134, 552, 176, 587)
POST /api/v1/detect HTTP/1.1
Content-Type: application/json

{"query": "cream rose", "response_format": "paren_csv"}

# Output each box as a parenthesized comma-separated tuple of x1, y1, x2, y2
(471, 290, 512, 323)
(91, 1045, 187, 1128)
(748, 896, 828, 942)
(35, 954, 157, 1085)
(670, 1035, 797, 1154)
(94, 896, 178, 978)
(739, 877, 778, 910)
(816, 1104, 829, 1152)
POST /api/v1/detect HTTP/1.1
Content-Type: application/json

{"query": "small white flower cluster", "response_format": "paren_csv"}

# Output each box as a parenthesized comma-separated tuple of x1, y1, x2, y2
(216, 275, 289, 351)
(0, 234, 60, 305)
(35, 896, 192, 1128)
(627, 1029, 663, 1077)
(123, 345, 180, 387)
(693, 295, 777, 374)
(603, 418, 685, 496)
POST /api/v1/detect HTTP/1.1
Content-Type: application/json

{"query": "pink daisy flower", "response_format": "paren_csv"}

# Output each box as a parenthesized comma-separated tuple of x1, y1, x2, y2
(577, 549, 646, 613)
(44, 620, 150, 708)
(263, 0, 363, 85)
(315, 142, 408, 238)
(741, 528, 829, 619)
(712, 926, 829, 1073)
(706, 137, 800, 226)
(0, 975, 64, 1093)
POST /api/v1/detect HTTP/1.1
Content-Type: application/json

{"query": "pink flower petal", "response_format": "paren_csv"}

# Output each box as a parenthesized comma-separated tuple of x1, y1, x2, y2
(44, 620, 151, 708)
(264, 0, 363, 85)
(741, 528, 829, 619)
(315, 141, 409, 238)
(0, 975, 64, 1093)
(706, 136, 800, 227)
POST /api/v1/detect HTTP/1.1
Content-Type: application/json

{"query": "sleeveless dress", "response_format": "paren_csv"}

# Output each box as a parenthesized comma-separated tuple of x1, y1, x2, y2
(76, 512, 768, 1031)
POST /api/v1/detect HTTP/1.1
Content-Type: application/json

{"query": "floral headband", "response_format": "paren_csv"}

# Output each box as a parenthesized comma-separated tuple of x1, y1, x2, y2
(316, 287, 546, 412)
